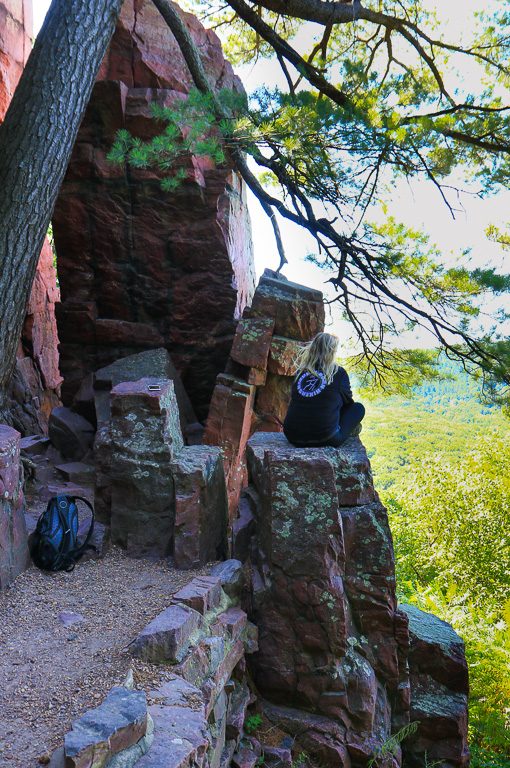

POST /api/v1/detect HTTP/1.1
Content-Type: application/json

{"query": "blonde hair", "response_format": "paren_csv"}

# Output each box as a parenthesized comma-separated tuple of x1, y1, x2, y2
(295, 332, 339, 384)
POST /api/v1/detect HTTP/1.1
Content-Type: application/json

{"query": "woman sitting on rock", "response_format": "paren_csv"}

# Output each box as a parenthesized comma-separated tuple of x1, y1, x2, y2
(283, 332, 365, 448)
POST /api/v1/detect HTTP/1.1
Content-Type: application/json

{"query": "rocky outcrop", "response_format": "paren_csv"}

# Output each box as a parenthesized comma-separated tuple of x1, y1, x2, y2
(1, 3, 63, 436)
(53, 0, 255, 420)
(239, 431, 468, 768)
(91, 348, 196, 432)
(0, 426, 30, 588)
(8, 239, 63, 436)
(203, 270, 325, 518)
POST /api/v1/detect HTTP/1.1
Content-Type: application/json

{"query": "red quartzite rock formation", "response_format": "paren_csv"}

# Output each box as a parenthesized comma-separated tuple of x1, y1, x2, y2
(1, 1, 63, 436)
(203, 270, 325, 519)
(0, 0, 32, 121)
(240, 431, 469, 768)
(53, 0, 255, 420)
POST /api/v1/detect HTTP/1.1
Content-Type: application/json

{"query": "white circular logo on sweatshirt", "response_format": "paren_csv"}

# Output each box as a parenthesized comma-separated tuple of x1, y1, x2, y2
(297, 372, 326, 397)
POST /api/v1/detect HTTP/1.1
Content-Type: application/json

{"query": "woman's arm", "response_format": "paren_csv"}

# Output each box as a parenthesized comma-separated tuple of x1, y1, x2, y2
(335, 368, 354, 405)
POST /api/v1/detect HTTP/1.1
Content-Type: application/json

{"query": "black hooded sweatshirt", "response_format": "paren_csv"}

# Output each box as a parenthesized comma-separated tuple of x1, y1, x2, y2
(283, 366, 354, 443)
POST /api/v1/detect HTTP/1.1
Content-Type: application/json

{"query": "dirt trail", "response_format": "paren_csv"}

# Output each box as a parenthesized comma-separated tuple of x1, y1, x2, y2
(0, 548, 211, 767)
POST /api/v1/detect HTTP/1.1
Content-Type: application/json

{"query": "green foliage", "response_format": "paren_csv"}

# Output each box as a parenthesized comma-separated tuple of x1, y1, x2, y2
(346, 348, 445, 397)
(365, 366, 510, 756)
(471, 745, 510, 768)
(390, 432, 510, 602)
(486, 224, 510, 251)
(245, 714, 263, 733)
(367, 721, 419, 767)
(47, 222, 58, 287)
(107, 89, 232, 183)
(106, 5, 510, 388)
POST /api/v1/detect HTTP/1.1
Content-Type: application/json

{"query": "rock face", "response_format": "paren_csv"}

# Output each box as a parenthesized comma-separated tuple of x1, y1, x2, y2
(8, 239, 63, 436)
(1, 3, 63, 436)
(0, 0, 32, 121)
(53, 0, 255, 420)
(0, 426, 30, 588)
(240, 431, 468, 768)
(203, 270, 325, 518)
(401, 604, 469, 768)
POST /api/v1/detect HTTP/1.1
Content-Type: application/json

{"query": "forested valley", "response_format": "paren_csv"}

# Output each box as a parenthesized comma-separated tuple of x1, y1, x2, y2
(364, 358, 510, 766)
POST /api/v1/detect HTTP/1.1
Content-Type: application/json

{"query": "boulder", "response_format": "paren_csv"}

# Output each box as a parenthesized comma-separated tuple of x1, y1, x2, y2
(0, 426, 30, 587)
(171, 446, 228, 569)
(53, 0, 255, 420)
(136, 677, 209, 768)
(211, 607, 248, 643)
(230, 318, 275, 370)
(48, 407, 95, 461)
(93, 348, 197, 432)
(202, 375, 255, 516)
(77, 518, 110, 561)
(261, 746, 292, 768)
(131, 604, 203, 663)
(55, 462, 95, 486)
(401, 604, 469, 694)
(401, 604, 469, 768)
(226, 680, 250, 742)
(267, 336, 302, 377)
(247, 273, 324, 342)
(173, 575, 222, 615)
(210, 559, 245, 599)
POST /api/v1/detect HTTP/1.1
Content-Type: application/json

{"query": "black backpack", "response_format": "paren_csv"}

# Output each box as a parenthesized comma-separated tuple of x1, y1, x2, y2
(31, 495, 95, 572)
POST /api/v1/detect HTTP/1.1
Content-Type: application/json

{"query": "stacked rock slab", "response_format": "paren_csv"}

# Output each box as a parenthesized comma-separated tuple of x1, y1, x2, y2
(203, 270, 325, 519)
(241, 432, 468, 768)
(52, 0, 255, 419)
(130, 566, 258, 768)
(103, 377, 228, 566)
(0, 426, 30, 587)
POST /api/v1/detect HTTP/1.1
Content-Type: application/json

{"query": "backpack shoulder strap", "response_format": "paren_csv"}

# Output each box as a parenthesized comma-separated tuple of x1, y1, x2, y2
(69, 496, 95, 560)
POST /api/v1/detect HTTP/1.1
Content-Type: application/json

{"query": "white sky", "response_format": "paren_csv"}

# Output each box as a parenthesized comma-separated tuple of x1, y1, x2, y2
(32, 0, 510, 346)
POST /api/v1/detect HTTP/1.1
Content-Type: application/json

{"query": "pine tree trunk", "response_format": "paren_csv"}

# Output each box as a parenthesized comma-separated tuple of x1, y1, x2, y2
(0, 0, 124, 416)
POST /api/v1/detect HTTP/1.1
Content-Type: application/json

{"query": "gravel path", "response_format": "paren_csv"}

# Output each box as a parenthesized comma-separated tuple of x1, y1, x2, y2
(0, 548, 212, 767)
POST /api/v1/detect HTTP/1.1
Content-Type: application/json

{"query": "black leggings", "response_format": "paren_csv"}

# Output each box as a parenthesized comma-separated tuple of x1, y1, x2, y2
(285, 402, 365, 448)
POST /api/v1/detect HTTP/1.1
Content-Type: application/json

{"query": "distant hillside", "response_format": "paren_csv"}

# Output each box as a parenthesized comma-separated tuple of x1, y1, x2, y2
(360, 358, 508, 491)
